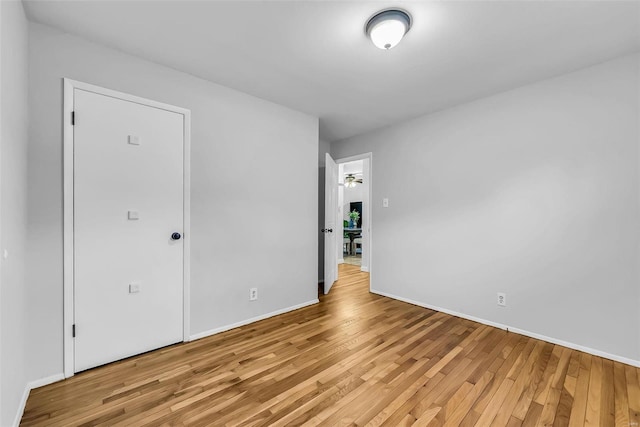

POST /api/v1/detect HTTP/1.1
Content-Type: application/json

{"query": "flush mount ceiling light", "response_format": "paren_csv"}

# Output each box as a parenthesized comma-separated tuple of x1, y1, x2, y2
(365, 9, 412, 50)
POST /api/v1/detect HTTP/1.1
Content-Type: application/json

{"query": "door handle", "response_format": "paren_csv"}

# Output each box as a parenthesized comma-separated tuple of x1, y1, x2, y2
(171, 232, 182, 240)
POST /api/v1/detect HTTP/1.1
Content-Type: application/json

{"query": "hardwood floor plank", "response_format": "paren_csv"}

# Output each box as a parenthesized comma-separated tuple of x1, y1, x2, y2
(613, 362, 630, 427)
(492, 341, 548, 426)
(441, 371, 494, 427)
(20, 264, 640, 426)
(471, 376, 515, 425)
(600, 359, 615, 427)
(625, 364, 640, 426)
(532, 346, 562, 407)
(507, 416, 523, 427)
(470, 336, 528, 417)
(567, 355, 592, 427)
(585, 357, 603, 426)
(535, 346, 572, 426)
(511, 343, 554, 420)
(378, 373, 447, 426)
(521, 402, 543, 427)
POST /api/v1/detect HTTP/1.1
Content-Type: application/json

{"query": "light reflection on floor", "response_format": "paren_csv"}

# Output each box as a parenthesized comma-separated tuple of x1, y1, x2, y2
(343, 254, 361, 266)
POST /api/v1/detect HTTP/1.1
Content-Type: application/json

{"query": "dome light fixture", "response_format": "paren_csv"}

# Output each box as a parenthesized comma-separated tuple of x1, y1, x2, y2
(365, 9, 412, 50)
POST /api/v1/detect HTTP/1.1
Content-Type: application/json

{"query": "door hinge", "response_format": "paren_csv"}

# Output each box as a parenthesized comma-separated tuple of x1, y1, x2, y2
(72, 324, 76, 338)
(71, 111, 75, 126)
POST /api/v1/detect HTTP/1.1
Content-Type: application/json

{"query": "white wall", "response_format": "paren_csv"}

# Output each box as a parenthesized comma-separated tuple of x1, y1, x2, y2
(27, 22, 319, 382)
(333, 53, 640, 363)
(0, 1, 29, 425)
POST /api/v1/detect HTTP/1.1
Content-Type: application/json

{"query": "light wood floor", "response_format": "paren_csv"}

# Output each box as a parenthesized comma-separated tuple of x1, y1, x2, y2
(343, 255, 362, 266)
(22, 264, 640, 426)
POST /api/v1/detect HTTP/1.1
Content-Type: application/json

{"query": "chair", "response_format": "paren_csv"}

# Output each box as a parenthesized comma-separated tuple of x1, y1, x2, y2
(343, 237, 351, 255)
(343, 220, 351, 254)
(353, 236, 362, 255)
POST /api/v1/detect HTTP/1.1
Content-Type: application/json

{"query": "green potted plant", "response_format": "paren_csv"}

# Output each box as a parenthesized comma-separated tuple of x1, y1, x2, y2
(348, 210, 360, 228)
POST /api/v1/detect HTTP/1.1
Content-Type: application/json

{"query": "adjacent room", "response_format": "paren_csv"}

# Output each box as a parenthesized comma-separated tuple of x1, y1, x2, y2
(340, 159, 367, 267)
(1, 0, 639, 425)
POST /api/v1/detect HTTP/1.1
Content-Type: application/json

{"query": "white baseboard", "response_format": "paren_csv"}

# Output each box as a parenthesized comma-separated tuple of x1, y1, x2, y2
(13, 373, 65, 426)
(338, 258, 344, 264)
(360, 266, 369, 272)
(29, 373, 65, 390)
(189, 299, 319, 341)
(13, 385, 31, 427)
(370, 289, 640, 368)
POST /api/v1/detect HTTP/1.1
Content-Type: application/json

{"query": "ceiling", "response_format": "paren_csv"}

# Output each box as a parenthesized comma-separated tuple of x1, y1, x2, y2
(343, 160, 363, 176)
(23, 1, 640, 142)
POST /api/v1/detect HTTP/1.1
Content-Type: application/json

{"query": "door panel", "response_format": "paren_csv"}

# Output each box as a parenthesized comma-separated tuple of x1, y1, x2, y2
(324, 153, 338, 293)
(74, 89, 184, 372)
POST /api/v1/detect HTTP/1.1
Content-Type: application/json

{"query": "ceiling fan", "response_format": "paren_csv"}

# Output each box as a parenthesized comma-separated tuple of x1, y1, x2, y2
(344, 173, 363, 188)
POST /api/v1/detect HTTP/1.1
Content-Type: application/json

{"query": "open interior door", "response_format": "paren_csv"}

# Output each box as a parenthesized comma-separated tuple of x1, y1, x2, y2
(324, 153, 338, 293)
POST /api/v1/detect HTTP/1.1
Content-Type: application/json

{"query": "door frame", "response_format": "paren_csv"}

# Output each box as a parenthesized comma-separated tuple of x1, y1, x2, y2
(334, 152, 373, 290)
(62, 79, 191, 378)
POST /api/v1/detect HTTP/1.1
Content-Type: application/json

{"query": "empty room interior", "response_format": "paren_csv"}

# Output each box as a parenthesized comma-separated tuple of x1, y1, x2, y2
(2, 0, 640, 425)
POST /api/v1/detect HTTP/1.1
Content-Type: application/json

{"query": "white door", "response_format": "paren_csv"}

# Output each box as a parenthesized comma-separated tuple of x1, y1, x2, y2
(324, 153, 338, 293)
(74, 88, 184, 372)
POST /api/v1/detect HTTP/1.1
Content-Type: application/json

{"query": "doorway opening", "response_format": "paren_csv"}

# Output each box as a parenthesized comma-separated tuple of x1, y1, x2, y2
(322, 152, 372, 294)
(339, 160, 365, 268)
(336, 155, 370, 277)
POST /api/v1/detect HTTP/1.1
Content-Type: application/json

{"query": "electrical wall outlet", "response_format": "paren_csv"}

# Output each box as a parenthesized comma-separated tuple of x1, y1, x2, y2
(249, 288, 258, 301)
(497, 292, 506, 307)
